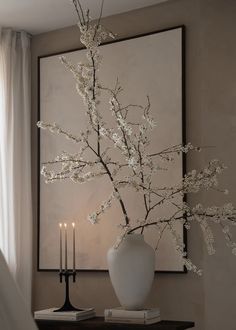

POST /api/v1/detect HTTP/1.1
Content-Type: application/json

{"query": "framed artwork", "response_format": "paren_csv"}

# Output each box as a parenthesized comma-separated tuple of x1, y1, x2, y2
(38, 26, 186, 272)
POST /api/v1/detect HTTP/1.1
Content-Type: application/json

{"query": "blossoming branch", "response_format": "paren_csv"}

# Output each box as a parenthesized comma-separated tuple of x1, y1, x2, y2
(37, 0, 236, 275)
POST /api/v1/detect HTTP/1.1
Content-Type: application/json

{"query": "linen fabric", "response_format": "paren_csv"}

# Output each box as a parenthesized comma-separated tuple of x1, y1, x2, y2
(0, 28, 32, 306)
(0, 251, 38, 330)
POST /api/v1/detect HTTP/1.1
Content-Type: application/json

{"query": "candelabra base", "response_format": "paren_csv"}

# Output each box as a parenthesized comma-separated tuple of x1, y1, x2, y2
(54, 270, 82, 312)
(54, 302, 83, 312)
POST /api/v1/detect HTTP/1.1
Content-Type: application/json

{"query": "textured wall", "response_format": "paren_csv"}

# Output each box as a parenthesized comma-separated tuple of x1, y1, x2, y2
(31, 1, 236, 329)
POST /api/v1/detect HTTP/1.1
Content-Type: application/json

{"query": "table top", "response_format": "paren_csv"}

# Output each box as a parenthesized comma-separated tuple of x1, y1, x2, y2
(36, 316, 195, 329)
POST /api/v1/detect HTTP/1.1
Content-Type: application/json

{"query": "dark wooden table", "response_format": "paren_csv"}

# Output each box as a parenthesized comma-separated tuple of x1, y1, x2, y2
(36, 317, 194, 329)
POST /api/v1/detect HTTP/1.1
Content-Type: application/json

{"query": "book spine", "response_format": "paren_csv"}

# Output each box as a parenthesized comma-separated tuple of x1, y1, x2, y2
(145, 316, 161, 325)
(105, 316, 161, 325)
(34, 310, 95, 317)
(35, 313, 96, 321)
(104, 309, 160, 319)
(35, 315, 77, 321)
(105, 318, 145, 324)
(51, 311, 94, 317)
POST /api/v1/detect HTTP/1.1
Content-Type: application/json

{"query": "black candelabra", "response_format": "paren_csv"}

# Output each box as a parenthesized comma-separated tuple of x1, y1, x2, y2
(55, 222, 81, 312)
(54, 270, 82, 312)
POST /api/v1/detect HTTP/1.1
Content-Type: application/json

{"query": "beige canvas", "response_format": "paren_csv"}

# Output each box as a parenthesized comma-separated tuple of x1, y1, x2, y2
(39, 27, 184, 271)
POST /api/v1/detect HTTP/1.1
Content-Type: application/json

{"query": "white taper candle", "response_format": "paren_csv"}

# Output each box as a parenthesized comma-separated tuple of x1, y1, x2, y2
(64, 223, 67, 271)
(59, 223, 62, 272)
(72, 222, 75, 272)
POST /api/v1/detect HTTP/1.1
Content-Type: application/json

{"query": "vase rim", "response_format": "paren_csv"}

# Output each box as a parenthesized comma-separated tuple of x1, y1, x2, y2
(126, 233, 144, 240)
(128, 233, 143, 235)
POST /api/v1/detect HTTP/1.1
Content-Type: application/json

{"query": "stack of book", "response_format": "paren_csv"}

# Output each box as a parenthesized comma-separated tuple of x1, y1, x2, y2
(34, 307, 95, 321)
(104, 307, 161, 325)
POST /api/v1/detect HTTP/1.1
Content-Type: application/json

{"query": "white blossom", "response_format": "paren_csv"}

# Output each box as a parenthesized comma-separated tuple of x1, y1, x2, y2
(37, 1, 236, 275)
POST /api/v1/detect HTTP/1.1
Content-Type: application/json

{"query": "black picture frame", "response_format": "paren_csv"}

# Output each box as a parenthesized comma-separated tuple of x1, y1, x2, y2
(37, 25, 187, 273)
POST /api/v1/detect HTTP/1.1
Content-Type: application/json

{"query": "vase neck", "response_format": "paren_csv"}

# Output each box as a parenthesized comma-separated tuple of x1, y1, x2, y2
(126, 234, 144, 241)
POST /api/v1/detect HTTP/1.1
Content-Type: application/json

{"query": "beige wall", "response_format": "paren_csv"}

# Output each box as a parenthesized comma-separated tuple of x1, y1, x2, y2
(31, 1, 236, 329)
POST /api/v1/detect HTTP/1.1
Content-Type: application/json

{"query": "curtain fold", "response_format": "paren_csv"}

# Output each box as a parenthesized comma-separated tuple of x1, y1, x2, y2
(0, 251, 38, 330)
(0, 28, 32, 307)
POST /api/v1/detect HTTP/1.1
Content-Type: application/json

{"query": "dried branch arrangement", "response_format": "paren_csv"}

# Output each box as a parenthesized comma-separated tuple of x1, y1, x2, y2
(38, 0, 236, 274)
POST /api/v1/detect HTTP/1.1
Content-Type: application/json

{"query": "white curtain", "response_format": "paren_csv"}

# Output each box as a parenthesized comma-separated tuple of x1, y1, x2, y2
(0, 28, 32, 306)
(0, 250, 38, 330)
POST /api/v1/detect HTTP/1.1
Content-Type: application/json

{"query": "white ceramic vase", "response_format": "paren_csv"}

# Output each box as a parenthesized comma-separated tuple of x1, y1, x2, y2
(107, 233, 155, 310)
